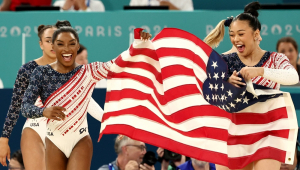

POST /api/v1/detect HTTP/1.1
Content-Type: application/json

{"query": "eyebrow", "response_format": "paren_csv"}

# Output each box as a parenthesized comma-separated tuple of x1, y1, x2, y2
(45, 37, 52, 39)
(56, 39, 76, 42)
(229, 29, 246, 32)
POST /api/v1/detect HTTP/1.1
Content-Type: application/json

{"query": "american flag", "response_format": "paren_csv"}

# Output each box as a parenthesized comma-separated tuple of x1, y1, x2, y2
(99, 28, 298, 169)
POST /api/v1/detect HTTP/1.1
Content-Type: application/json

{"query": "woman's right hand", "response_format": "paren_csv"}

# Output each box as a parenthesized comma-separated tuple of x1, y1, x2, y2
(228, 70, 246, 88)
(0, 137, 10, 167)
(43, 106, 66, 121)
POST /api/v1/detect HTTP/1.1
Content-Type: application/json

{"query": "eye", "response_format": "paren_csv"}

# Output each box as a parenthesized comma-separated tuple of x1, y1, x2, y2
(238, 34, 244, 36)
(57, 44, 63, 46)
(46, 41, 51, 43)
(229, 34, 234, 37)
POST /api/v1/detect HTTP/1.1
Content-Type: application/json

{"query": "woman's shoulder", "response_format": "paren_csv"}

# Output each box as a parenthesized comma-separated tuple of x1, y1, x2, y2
(220, 52, 238, 60)
(17, 60, 39, 75)
(19, 60, 38, 70)
(267, 51, 289, 62)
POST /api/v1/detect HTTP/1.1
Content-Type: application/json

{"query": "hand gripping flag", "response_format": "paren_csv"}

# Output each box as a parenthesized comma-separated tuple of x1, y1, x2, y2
(99, 28, 298, 169)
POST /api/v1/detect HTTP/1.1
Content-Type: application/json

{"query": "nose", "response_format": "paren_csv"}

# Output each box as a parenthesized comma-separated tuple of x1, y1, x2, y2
(62, 44, 71, 52)
(233, 35, 239, 42)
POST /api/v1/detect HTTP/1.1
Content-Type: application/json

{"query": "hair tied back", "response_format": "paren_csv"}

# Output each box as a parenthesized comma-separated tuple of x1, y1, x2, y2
(224, 16, 234, 27)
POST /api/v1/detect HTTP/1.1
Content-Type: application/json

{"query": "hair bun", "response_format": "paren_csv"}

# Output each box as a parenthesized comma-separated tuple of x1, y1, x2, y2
(37, 25, 46, 32)
(55, 20, 72, 28)
(244, 1, 261, 18)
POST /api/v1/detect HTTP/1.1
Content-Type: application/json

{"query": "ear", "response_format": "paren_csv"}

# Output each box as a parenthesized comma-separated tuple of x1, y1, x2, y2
(39, 41, 43, 51)
(254, 30, 260, 41)
(121, 145, 127, 154)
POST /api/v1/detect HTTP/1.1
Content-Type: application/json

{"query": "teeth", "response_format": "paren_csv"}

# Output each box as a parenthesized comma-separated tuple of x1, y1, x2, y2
(237, 45, 243, 47)
(62, 54, 72, 56)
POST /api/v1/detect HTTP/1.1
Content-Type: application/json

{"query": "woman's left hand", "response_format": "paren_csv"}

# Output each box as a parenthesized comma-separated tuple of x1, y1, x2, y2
(140, 31, 152, 41)
(239, 67, 264, 81)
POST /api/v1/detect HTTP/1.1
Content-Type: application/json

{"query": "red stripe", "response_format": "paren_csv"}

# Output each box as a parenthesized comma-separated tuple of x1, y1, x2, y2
(105, 92, 231, 121)
(134, 28, 144, 39)
(228, 147, 286, 168)
(155, 48, 207, 72)
(102, 105, 289, 145)
(100, 124, 229, 166)
(152, 28, 213, 57)
(232, 107, 288, 124)
(161, 65, 195, 80)
(106, 68, 203, 105)
(129, 45, 159, 61)
(100, 125, 287, 169)
(106, 88, 288, 125)
(103, 106, 229, 141)
(228, 129, 290, 145)
(105, 85, 207, 112)
(116, 56, 162, 83)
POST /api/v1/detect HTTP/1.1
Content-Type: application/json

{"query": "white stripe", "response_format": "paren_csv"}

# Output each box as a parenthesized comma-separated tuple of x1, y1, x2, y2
(105, 95, 297, 136)
(159, 56, 207, 94)
(106, 78, 209, 114)
(100, 114, 228, 154)
(285, 128, 298, 164)
(160, 56, 193, 69)
(229, 118, 297, 135)
(105, 99, 230, 131)
(109, 67, 203, 96)
(153, 38, 209, 65)
(163, 75, 201, 92)
(120, 51, 161, 73)
(228, 135, 295, 157)
(110, 65, 164, 94)
(106, 78, 297, 135)
(237, 96, 286, 114)
(100, 115, 297, 159)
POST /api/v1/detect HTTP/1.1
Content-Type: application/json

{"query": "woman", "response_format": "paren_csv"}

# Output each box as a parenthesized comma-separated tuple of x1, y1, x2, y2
(20, 25, 151, 170)
(276, 37, 300, 79)
(204, 2, 298, 170)
(0, 21, 103, 169)
(0, 23, 57, 169)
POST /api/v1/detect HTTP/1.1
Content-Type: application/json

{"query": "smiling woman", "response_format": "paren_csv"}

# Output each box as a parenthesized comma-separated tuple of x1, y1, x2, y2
(20, 24, 152, 170)
(0, 23, 58, 170)
(202, 2, 299, 170)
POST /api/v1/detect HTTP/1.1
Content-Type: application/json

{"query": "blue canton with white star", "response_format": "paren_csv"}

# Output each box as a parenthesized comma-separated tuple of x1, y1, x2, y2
(203, 50, 281, 113)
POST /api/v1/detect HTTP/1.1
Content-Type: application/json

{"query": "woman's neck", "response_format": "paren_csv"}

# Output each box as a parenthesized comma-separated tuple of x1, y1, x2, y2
(51, 61, 78, 74)
(238, 46, 265, 66)
(35, 54, 56, 66)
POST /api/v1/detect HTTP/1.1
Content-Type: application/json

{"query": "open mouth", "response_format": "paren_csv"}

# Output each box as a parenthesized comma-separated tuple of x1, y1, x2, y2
(236, 44, 245, 53)
(62, 54, 72, 62)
